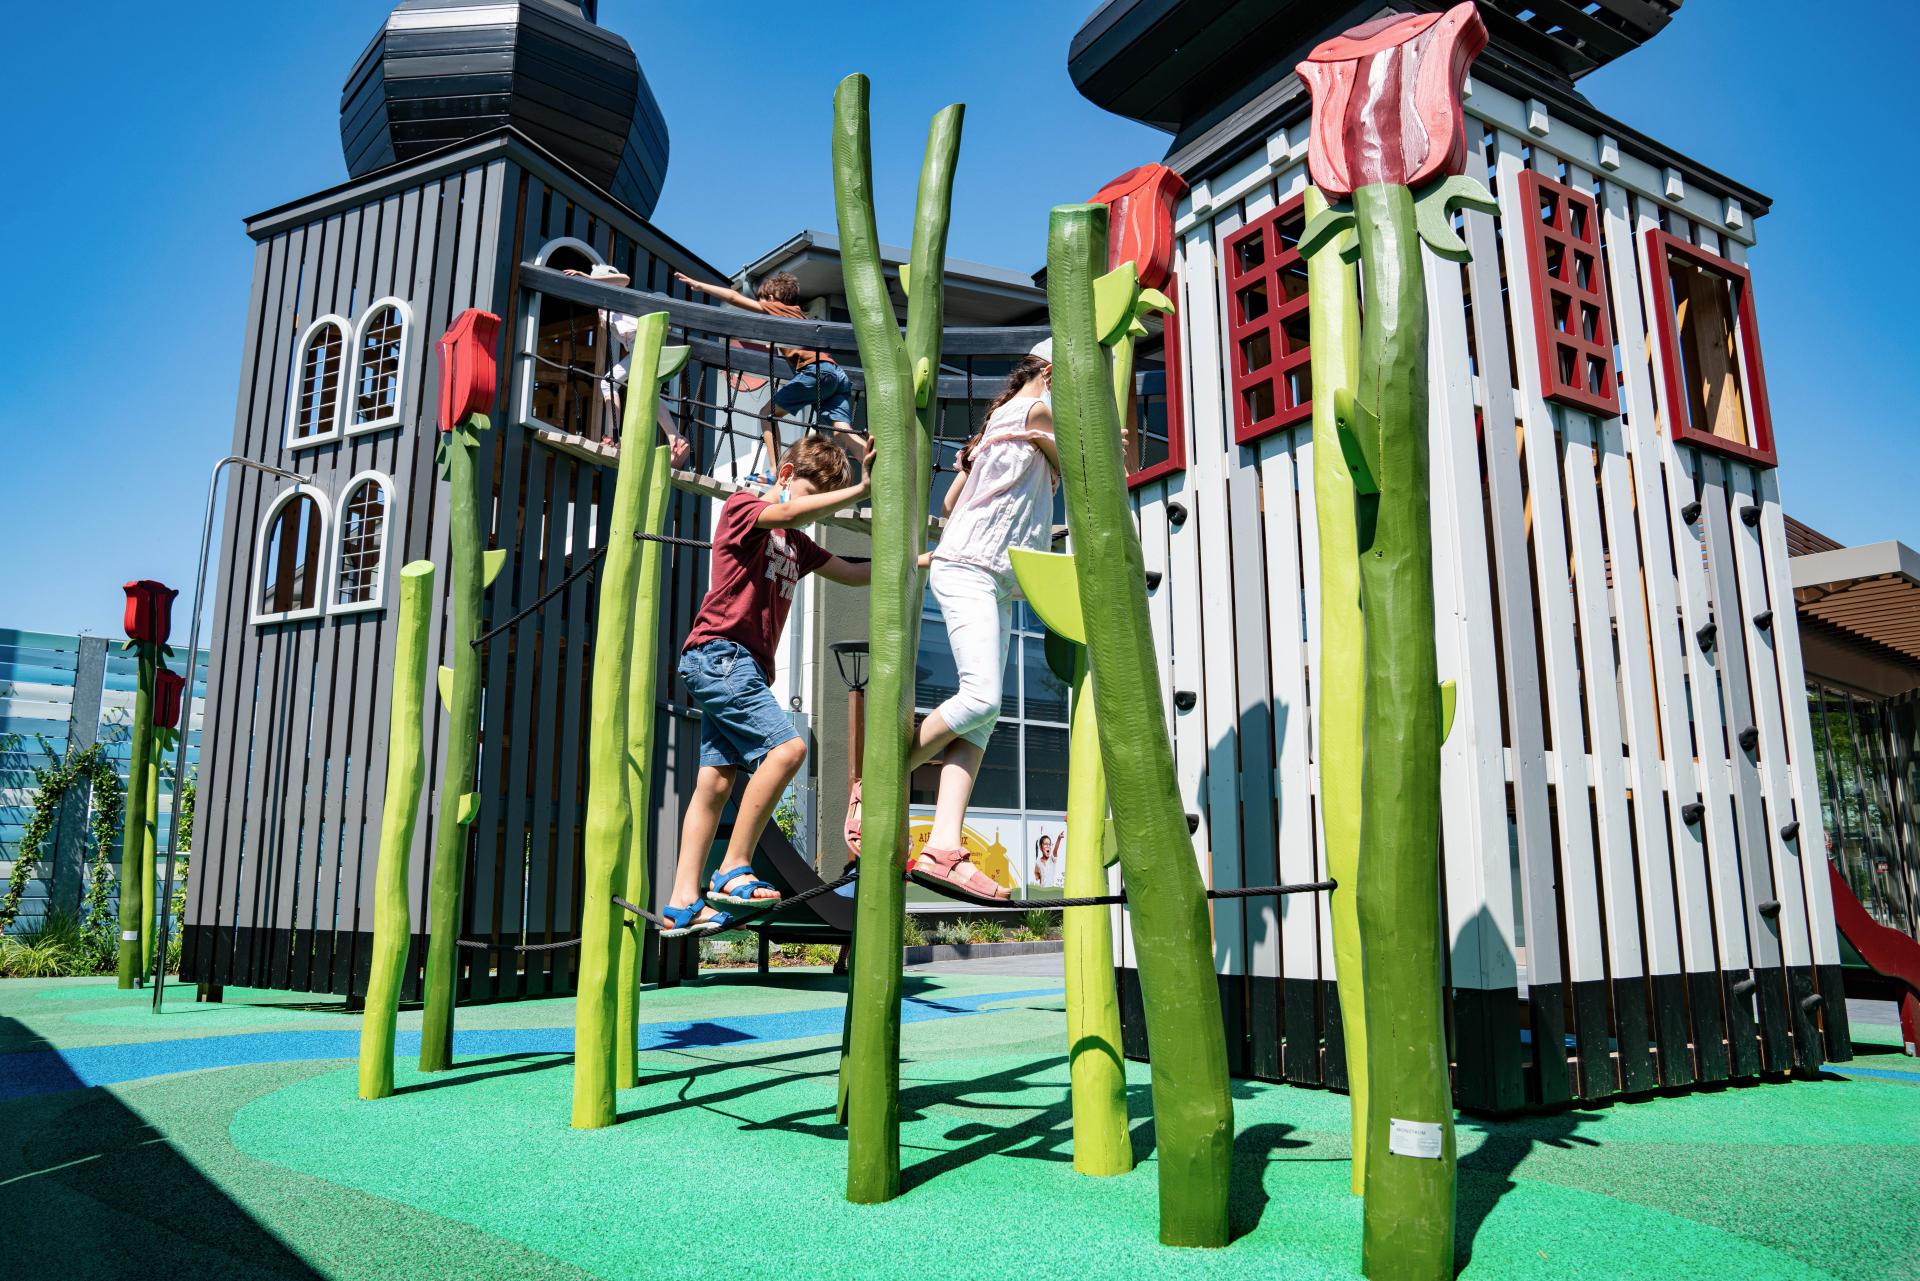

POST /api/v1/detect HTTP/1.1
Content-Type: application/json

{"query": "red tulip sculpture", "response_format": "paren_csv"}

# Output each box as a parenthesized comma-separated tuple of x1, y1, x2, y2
(118, 580, 178, 986)
(1295, 4, 1495, 1277)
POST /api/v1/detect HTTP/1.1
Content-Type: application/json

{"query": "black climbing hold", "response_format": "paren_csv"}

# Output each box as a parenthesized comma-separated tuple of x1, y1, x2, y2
(1681, 801, 1705, 825)
(1753, 609, 1773, 630)
(1174, 689, 1198, 712)
(1167, 501, 1189, 527)
(1738, 726, 1759, 753)
(1801, 993, 1824, 1012)
(1186, 812, 1201, 835)
(1740, 504, 1761, 527)
(1680, 500, 1702, 524)
(1696, 621, 1717, 651)
(1757, 899, 1780, 917)
(1780, 820, 1801, 842)
(1145, 569, 1163, 590)
(1731, 975, 1757, 998)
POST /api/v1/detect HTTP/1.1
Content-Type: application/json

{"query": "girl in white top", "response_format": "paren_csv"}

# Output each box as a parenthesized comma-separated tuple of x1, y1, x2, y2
(905, 340, 1059, 898)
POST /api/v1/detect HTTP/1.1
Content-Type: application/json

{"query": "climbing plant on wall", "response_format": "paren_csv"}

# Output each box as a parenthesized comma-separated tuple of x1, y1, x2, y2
(0, 737, 126, 944)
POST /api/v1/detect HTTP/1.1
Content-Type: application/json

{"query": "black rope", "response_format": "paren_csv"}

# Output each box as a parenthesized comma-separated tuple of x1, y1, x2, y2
(634, 531, 713, 551)
(456, 934, 583, 952)
(905, 870, 1336, 911)
(613, 864, 860, 934)
(470, 544, 606, 649)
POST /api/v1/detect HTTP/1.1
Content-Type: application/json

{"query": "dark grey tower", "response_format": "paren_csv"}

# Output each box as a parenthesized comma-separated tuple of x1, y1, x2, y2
(341, 0, 671, 218)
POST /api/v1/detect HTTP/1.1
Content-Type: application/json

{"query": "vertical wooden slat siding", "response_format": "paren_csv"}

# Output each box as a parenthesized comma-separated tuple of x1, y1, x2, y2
(1462, 131, 1570, 1105)
(1634, 199, 1752, 1080)
(1166, 227, 1210, 931)
(1599, 178, 1715, 1085)
(1296, 430, 1343, 1090)
(183, 232, 274, 980)
(1424, 239, 1526, 1110)
(1726, 460, 1819, 1066)
(1494, 132, 1614, 1100)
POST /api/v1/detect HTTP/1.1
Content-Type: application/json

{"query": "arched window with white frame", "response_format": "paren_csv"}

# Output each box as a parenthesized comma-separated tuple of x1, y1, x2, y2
(288, 315, 350, 448)
(332, 471, 397, 613)
(346, 298, 413, 435)
(252, 488, 329, 624)
(522, 236, 607, 437)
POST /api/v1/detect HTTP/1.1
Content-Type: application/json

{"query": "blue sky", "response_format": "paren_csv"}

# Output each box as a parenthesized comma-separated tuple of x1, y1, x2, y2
(0, 0, 1913, 637)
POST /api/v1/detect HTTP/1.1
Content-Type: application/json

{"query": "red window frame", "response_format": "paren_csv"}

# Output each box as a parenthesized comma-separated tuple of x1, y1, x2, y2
(1222, 194, 1312, 445)
(1126, 301, 1187, 489)
(1516, 171, 1620, 417)
(1644, 228, 1777, 467)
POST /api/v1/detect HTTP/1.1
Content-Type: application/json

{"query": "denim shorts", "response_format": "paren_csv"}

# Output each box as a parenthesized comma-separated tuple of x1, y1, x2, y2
(679, 639, 800, 769)
(772, 359, 853, 425)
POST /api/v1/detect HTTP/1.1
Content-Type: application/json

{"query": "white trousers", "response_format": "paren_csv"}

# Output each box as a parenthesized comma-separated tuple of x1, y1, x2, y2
(929, 558, 1013, 748)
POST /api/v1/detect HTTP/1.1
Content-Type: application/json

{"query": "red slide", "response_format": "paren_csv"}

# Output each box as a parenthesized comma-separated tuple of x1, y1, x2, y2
(1829, 862, 1920, 1056)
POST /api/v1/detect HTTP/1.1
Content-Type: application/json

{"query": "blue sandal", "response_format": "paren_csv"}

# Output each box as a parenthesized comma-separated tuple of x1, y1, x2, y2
(660, 902, 729, 938)
(706, 865, 781, 909)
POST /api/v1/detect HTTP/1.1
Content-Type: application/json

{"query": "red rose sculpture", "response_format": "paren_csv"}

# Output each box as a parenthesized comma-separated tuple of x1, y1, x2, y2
(123, 579, 178, 646)
(1296, 1, 1488, 198)
(436, 308, 502, 433)
(1091, 163, 1189, 291)
(154, 666, 186, 731)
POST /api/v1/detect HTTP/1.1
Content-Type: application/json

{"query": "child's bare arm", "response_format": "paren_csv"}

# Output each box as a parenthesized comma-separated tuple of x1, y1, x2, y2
(816, 556, 872, 586)
(755, 478, 869, 530)
(673, 271, 768, 313)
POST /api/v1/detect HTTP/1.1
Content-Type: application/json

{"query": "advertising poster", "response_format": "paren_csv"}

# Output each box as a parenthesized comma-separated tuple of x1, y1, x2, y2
(904, 808, 1068, 905)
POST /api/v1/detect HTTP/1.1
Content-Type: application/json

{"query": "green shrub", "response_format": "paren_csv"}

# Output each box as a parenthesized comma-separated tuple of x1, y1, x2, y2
(900, 914, 927, 947)
(1022, 908, 1056, 939)
(1010, 925, 1038, 942)
(973, 919, 1006, 944)
(0, 935, 74, 977)
(934, 920, 970, 947)
(778, 942, 839, 967)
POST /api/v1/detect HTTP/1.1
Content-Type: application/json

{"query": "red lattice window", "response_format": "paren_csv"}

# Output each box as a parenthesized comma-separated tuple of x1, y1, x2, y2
(1644, 229, 1777, 468)
(1222, 195, 1311, 445)
(1517, 171, 1619, 416)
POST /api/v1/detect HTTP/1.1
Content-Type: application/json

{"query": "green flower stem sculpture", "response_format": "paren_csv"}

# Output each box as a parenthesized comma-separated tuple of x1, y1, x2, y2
(575, 315, 686, 1130)
(420, 406, 492, 1070)
(616, 443, 673, 1090)
(359, 559, 436, 1101)
(141, 755, 159, 977)
(1295, 6, 1493, 1273)
(1304, 185, 1370, 1196)
(1048, 202, 1232, 1247)
(116, 646, 155, 988)
(832, 70, 961, 1205)
(1009, 548, 1131, 1177)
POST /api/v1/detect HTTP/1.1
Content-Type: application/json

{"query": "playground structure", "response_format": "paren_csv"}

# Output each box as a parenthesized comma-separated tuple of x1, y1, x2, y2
(151, 0, 1905, 1270)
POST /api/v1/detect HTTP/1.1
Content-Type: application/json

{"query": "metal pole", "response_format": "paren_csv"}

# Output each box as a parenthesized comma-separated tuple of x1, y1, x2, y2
(152, 455, 311, 1013)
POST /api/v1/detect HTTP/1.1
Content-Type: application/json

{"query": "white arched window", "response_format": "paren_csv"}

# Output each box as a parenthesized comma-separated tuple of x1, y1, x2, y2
(288, 315, 350, 448)
(332, 471, 397, 613)
(252, 488, 329, 624)
(346, 298, 413, 435)
(521, 237, 606, 436)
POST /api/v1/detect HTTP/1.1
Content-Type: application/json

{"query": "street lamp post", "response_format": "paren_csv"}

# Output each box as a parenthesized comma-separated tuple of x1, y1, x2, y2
(151, 455, 314, 1013)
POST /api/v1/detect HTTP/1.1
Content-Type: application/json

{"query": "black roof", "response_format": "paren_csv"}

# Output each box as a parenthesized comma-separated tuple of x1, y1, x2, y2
(1069, 0, 1678, 135)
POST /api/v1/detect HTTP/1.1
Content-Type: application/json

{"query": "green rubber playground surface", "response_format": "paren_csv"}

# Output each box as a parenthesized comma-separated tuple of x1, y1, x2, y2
(3, 972, 1916, 1280)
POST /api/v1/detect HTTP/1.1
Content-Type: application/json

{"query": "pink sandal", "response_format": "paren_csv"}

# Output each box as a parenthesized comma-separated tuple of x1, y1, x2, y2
(843, 780, 862, 858)
(913, 846, 1007, 899)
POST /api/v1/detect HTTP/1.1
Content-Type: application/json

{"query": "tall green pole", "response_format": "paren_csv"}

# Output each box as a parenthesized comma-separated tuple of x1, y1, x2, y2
(1347, 181, 1451, 1278)
(1047, 203, 1232, 1247)
(833, 72, 961, 1206)
(117, 647, 155, 988)
(360, 559, 435, 1100)
(1304, 184, 1370, 1195)
(575, 314, 682, 1130)
(141, 756, 159, 978)
(616, 444, 673, 1089)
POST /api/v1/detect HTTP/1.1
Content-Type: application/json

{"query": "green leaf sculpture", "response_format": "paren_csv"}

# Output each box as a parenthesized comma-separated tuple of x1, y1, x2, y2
(831, 71, 961, 1205)
(1048, 201, 1233, 1247)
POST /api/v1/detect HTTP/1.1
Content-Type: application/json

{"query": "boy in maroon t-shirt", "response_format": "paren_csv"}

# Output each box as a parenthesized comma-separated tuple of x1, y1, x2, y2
(660, 434, 874, 935)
